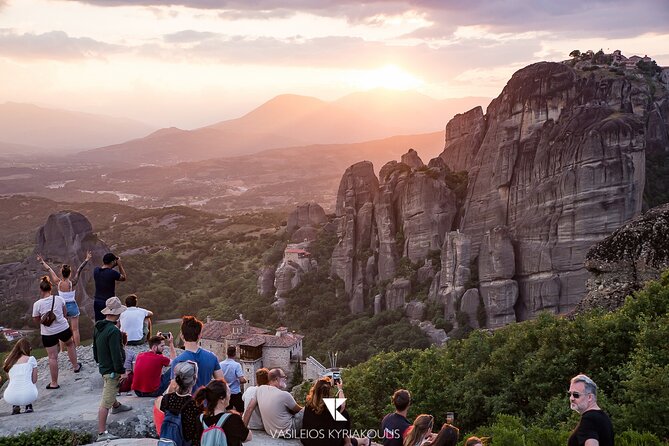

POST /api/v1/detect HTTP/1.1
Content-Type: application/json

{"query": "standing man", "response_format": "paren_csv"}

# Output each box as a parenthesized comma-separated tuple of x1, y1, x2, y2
(119, 294, 153, 345)
(568, 374, 614, 446)
(93, 253, 127, 322)
(220, 345, 247, 412)
(381, 389, 412, 446)
(93, 297, 132, 442)
(171, 316, 224, 390)
(132, 334, 176, 397)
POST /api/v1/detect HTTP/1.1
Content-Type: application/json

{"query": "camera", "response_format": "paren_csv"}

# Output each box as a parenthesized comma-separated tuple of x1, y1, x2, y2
(332, 371, 341, 384)
(158, 331, 172, 340)
(446, 412, 455, 424)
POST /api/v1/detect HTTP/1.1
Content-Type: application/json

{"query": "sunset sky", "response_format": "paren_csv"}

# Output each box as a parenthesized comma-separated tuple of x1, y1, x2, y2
(1, 0, 668, 128)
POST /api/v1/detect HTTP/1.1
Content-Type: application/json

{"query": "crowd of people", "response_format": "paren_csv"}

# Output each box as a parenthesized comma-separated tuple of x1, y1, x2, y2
(1, 251, 615, 446)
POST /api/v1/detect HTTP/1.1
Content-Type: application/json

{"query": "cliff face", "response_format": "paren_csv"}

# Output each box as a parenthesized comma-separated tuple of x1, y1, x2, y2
(329, 60, 669, 327)
(0, 211, 109, 322)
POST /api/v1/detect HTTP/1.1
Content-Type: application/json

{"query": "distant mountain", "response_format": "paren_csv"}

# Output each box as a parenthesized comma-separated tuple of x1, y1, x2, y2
(0, 102, 156, 152)
(79, 91, 489, 166)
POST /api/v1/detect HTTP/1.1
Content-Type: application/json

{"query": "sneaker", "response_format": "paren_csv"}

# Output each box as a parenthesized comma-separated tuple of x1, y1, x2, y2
(111, 403, 132, 414)
(96, 431, 119, 441)
(12, 406, 20, 415)
(25, 404, 33, 413)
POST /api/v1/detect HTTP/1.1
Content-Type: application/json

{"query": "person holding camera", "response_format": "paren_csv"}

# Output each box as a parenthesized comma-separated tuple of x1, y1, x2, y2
(131, 333, 176, 397)
(93, 253, 127, 322)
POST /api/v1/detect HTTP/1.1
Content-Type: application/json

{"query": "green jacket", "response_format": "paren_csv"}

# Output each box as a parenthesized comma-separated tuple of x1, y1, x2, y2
(93, 319, 125, 375)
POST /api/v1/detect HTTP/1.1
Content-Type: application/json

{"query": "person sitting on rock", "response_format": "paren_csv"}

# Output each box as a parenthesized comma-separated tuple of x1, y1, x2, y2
(246, 368, 303, 437)
(194, 379, 252, 446)
(32, 275, 81, 390)
(403, 415, 436, 446)
(2, 338, 38, 415)
(37, 251, 91, 348)
(301, 376, 370, 446)
(241, 368, 269, 430)
(119, 294, 153, 345)
(424, 424, 459, 446)
(118, 332, 136, 394)
(156, 360, 201, 442)
(93, 253, 127, 322)
(171, 316, 223, 391)
(93, 296, 132, 442)
(132, 334, 176, 397)
(381, 389, 412, 446)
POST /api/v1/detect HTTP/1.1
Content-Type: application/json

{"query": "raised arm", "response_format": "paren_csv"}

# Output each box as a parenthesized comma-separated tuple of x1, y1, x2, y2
(116, 257, 127, 281)
(37, 254, 60, 284)
(71, 251, 92, 285)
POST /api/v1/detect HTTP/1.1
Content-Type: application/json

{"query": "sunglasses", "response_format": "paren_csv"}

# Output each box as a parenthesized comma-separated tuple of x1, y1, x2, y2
(567, 391, 586, 399)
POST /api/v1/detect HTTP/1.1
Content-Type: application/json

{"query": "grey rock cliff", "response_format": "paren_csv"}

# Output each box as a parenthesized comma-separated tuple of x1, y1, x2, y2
(0, 211, 109, 322)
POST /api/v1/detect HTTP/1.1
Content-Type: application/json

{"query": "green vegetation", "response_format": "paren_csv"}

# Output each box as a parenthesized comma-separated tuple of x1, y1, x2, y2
(0, 428, 92, 446)
(343, 271, 669, 441)
(644, 152, 669, 209)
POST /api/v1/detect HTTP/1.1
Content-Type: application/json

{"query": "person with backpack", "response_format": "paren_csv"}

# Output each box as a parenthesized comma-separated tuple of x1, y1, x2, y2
(157, 360, 200, 446)
(193, 379, 252, 446)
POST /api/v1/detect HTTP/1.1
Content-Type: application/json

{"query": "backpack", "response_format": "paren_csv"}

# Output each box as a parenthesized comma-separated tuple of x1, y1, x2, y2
(158, 410, 190, 446)
(200, 413, 231, 446)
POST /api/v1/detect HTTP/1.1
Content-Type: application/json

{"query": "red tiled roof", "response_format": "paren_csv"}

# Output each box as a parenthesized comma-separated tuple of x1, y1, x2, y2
(201, 320, 268, 342)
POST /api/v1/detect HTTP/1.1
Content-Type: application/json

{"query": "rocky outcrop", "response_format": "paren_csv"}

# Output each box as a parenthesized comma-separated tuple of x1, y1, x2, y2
(257, 266, 275, 297)
(328, 58, 669, 329)
(385, 278, 411, 311)
(286, 202, 327, 235)
(331, 161, 379, 313)
(0, 211, 109, 323)
(578, 203, 669, 312)
(460, 288, 481, 329)
(405, 300, 425, 320)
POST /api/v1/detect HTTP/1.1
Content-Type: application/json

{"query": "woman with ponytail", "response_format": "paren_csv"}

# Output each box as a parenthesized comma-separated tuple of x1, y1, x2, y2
(38, 251, 91, 348)
(31, 275, 81, 389)
(191, 379, 251, 446)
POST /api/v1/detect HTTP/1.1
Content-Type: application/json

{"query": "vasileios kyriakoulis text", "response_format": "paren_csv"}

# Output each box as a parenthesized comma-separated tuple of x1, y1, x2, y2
(269, 429, 402, 439)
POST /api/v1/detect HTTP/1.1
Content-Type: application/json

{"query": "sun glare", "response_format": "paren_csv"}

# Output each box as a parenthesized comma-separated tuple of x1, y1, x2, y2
(350, 65, 424, 91)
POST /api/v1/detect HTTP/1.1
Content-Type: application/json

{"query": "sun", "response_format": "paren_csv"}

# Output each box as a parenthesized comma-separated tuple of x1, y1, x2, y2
(350, 64, 424, 91)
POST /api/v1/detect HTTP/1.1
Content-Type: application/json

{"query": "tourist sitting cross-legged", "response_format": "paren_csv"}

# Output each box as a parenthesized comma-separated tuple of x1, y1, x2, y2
(132, 334, 176, 397)
(192, 379, 252, 446)
(155, 360, 201, 443)
(301, 376, 370, 446)
(2, 338, 38, 415)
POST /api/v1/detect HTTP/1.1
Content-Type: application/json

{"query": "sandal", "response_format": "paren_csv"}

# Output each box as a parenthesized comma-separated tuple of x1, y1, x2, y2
(74, 362, 82, 373)
(46, 383, 60, 389)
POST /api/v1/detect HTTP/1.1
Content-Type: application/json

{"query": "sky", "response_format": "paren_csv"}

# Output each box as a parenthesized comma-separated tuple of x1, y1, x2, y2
(1, 0, 668, 128)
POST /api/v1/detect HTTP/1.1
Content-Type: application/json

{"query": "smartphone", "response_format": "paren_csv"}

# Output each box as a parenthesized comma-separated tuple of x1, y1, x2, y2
(446, 412, 455, 424)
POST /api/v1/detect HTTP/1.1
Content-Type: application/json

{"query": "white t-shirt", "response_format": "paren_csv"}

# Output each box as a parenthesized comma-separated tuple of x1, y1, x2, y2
(119, 306, 149, 341)
(32, 295, 69, 335)
(256, 385, 298, 434)
(242, 385, 264, 430)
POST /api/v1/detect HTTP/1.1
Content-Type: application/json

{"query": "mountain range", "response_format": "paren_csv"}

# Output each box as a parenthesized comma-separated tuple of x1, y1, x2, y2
(0, 102, 155, 154)
(76, 90, 488, 166)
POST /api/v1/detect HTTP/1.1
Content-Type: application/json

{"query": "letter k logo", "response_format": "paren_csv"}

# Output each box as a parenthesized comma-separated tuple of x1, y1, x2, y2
(323, 398, 347, 421)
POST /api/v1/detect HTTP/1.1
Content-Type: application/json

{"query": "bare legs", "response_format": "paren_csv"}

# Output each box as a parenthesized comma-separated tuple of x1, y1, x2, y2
(64, 337, 78, 369)
(45, 345, 59, 387)
(59, 316, 80, 352)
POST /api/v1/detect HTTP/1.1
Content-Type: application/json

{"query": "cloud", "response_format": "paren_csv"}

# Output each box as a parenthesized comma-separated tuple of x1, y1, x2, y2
(0, 29, 124, 60)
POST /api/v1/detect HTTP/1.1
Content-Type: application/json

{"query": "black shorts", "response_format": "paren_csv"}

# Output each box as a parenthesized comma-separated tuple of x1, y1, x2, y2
(42, 327, 73, 348)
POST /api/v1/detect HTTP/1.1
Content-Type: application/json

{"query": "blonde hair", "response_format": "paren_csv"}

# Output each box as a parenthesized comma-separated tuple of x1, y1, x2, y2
(403, 414, 434, 446)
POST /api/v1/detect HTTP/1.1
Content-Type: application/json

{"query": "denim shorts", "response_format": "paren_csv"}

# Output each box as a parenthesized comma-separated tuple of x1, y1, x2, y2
(65, 301, 80, 317)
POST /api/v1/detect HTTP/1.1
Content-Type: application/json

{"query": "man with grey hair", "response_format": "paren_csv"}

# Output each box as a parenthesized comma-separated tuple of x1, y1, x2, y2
(567, 374, 614, 446)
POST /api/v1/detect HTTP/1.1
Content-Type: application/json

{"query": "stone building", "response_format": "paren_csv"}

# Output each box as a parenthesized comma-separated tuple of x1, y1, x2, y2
(200, 315, 304, 385)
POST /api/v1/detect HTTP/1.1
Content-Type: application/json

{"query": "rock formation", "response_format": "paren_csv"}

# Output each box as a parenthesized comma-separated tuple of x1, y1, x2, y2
(0, 211, 109, 323)
(327, 57, 669, 329)
(286, 202, 327, 242)
(578, 203, 669, 312)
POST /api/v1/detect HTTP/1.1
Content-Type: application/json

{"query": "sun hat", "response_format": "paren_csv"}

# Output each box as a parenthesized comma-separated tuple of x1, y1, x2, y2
(101, 296, 127, 315)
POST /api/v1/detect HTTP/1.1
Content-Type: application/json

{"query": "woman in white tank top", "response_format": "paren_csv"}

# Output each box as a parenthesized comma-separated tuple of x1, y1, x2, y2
(37, 251, 91, 347)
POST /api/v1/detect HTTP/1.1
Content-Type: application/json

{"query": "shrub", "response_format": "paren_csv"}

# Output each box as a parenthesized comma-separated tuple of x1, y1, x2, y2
(0, 428, 92, 446)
